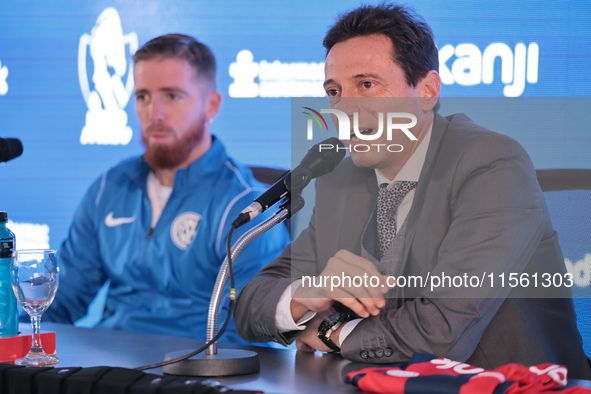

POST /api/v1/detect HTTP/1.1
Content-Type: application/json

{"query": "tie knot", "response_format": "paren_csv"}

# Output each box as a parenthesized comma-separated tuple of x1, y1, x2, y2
(378, 181, 417, 205)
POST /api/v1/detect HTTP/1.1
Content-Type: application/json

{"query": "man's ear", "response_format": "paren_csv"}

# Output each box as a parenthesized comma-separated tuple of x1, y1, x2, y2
(206, 91, 222, 123)
(419, 70, 441, 111)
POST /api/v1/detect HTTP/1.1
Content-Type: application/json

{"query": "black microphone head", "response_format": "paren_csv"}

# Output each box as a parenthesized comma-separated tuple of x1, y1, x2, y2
(289, 137, 346, 193)
(0, 138, 23, 163)
(301, 137, 346, 179)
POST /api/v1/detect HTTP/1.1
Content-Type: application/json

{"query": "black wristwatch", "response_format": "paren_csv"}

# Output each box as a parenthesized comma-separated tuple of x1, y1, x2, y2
(317, 312, 351, 352)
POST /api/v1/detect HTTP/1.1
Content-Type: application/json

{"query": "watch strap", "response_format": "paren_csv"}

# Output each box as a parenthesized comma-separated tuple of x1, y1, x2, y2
(317, 312, 350, 352)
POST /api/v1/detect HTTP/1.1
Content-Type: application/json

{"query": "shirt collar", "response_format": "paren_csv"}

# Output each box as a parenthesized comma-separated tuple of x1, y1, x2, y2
(375, 121, 433, 186)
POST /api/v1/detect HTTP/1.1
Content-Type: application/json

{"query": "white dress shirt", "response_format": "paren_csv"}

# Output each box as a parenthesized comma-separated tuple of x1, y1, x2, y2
(147, 171, 173, 228)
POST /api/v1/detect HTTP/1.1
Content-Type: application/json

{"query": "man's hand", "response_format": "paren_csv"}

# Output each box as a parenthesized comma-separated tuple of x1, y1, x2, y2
(290, 250, 395, 321)
(296, 312, 333, 352)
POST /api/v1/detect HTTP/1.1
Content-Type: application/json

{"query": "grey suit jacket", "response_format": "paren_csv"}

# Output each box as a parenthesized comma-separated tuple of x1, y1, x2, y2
(234, 113, 591, 379)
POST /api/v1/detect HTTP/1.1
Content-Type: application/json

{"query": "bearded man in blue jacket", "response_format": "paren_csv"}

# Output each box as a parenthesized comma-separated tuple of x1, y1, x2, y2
(44, 34, 289, 343)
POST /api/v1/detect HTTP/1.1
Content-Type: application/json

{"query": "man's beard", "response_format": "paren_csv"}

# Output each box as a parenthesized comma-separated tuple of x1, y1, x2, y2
(142, 118, 207, 170)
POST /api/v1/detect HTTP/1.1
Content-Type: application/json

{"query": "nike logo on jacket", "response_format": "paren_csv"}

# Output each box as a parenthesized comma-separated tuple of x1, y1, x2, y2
(104, 211, 136, 227)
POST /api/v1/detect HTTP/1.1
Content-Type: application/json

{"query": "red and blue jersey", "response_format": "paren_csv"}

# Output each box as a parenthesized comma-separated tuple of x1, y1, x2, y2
(347, 353, 591, 393)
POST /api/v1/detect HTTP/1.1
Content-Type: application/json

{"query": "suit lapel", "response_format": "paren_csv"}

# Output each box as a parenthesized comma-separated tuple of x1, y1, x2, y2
(336, 167, 378, 255)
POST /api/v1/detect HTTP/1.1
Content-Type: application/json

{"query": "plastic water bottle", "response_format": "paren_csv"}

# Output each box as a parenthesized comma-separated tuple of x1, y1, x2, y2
(0, 212, 19, 336)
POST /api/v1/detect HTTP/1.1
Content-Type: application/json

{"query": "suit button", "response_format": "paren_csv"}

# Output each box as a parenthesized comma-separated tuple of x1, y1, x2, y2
(375, 348, 384, 358)
(360, 350, 368, 359)
(368, 349, 376, 359)
(384, 347, 393, 357)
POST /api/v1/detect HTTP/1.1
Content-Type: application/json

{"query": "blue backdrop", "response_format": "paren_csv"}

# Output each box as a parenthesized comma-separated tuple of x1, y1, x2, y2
(1, 0, 589, 250)
(1, 0, 590, 340)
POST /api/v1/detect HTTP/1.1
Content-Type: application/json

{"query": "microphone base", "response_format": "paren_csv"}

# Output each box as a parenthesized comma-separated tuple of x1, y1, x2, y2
(162, 348, 260, 376)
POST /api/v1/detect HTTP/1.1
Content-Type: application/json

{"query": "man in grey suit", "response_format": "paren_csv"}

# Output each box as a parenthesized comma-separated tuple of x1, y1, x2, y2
(234, 3, 591, 378)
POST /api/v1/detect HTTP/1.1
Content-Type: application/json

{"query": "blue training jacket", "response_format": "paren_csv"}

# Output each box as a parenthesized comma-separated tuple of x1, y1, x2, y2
(45, 136, 290, 344)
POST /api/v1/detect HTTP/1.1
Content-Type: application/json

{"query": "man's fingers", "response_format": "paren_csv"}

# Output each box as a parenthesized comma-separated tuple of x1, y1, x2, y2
(332, 249, 383, 273)
(334, 286, 386, 316)
(334, 296, 384, 318)
(296, 338, 315, 352)
(323, 250, 397, 298)
(294, 249, 398, 317)
(296, 276, 392, 316)
(360, 296, 386, 314)
(322, 269, 392, 300)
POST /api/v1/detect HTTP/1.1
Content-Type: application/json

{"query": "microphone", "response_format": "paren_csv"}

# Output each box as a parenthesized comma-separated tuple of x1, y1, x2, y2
(0, 138, 23, 163)
(233, 137, 346, 228)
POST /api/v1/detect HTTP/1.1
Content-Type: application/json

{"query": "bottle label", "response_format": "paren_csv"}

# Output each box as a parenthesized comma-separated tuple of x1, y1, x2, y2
(0, 240, 13, 258)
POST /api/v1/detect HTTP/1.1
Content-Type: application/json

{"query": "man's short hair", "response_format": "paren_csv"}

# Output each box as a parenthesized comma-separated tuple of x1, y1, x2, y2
(133, 33, 217, 90)
(323, 3, 438, 88)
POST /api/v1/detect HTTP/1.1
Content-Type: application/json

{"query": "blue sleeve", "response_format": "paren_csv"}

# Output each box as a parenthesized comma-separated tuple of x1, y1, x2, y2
(215, 187, 290, 344)
(45, 175, 108, 324)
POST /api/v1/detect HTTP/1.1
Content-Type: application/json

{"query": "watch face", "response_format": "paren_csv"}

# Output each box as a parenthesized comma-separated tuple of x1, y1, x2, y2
(319, 313, 342, 333)
(317, 312, 344, 352)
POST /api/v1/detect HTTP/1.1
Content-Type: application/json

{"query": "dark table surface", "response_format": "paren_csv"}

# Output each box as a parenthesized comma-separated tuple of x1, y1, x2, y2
(34, 322, 366, 393)
(24, 322, 591, 393)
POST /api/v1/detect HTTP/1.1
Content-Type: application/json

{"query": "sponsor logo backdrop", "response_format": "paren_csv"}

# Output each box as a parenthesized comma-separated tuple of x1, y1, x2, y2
(0, 0, 589, 261)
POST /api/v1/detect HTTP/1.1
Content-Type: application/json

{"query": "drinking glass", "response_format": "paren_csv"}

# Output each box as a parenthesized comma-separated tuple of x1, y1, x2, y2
(11, 249, 60, 366)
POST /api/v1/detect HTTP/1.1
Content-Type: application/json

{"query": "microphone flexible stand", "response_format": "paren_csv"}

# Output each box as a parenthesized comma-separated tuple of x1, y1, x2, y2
(161, 197, 303, 376)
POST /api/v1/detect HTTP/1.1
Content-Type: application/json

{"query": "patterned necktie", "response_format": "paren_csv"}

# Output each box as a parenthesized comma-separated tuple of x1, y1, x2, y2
(377, 181, 418, 260)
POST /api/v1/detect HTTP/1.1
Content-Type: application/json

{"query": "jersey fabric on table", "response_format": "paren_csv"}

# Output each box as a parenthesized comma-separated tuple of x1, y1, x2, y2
(346, 353, 591, 394)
